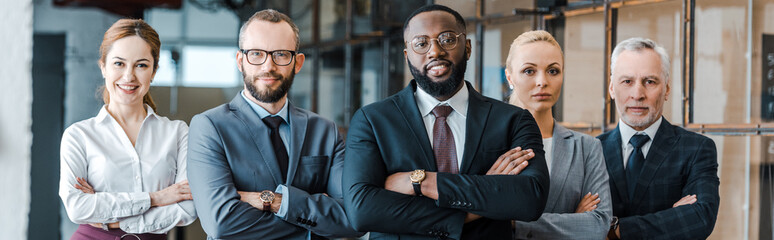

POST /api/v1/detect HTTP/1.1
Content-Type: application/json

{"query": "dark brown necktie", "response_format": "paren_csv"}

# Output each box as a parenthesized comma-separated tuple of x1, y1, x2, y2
(262, 116, 288, 182)
(432, 105, 458, 174)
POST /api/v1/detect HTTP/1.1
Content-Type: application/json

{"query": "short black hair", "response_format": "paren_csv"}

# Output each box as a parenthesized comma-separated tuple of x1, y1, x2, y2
(402, 4, 467, 36)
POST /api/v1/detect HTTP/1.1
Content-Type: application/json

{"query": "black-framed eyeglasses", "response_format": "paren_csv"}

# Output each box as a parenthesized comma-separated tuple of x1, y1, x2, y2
(406, 32, 465, 54)
(240, 49, 298, 66)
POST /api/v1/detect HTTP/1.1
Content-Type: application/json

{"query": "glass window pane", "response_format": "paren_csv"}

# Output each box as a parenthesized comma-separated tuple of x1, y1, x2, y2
(353, 0, 375, 35)
(616, 1, 683, 125)
(436, 0, 476, 18)
(481, 20, 532, 101)
(146, 9, 182, 41)
(185, 4, 239, 42)
(464, 22, 477, 88)
(353, 41, 383, 108)
(320, 0, 347, 41)
(290, 0, 313, 46)
(692, 0, 748, 124)
(485, 0, 532, 17)
(706, 134, 757, 239)
(152, 50, 176, 86)
(181, 46, 240, 88)
(290, 48, 313, 110)
(318, 46, 345, 125)
(561, 11, 604, 126)
(751, 0, 774, 124)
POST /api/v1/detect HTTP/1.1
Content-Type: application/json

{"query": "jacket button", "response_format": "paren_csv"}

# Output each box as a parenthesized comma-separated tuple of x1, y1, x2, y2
(311, 222, 317, 227)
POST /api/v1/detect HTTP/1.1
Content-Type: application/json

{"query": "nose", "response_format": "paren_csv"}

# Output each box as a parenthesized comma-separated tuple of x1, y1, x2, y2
(536, 72, 548, 88)
(122, 65, 135, 81)
(631, 81, 647, 101)
(259, 57, 278, 72)
(426, 39, 447, 59)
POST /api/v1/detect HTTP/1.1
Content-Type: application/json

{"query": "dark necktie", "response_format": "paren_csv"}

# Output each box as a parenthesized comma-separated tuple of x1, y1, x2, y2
(262, 116, 288, 182)
(626, 134, 650, 199)
(432, 105, 458, 174)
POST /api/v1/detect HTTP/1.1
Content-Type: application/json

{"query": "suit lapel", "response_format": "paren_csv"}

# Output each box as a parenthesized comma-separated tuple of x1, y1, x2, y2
(286, 103, 308, 185)
(546, 124, 574, 212)
(392, 81, 435, 170)
(460, 82, 492, 174)
(631, 118, 677, 208)
(228, 95, 284, 186)
(602, 126, 629, 204)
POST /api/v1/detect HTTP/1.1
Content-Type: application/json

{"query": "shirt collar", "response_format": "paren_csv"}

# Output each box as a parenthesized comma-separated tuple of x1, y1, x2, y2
(619, 116, 662, 145)
(414, 82, 469, 118)
(241, 90, 289, 124)
(96, 104, 157, 124)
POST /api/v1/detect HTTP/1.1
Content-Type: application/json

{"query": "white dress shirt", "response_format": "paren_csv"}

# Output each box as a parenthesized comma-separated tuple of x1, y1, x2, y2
(543, 137, 554, 175)
(59, 105, 196, 234)
(415, 83, 469, 169)
(619, 117, 662, 168)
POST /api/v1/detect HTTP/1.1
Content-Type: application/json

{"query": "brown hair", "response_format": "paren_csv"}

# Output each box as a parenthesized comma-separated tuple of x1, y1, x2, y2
(99, 19, 160, 112)
(239, 9, 300, 50)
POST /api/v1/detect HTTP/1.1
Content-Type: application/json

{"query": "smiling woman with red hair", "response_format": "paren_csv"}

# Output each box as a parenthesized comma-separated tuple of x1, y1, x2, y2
(59, 19, 196, 240)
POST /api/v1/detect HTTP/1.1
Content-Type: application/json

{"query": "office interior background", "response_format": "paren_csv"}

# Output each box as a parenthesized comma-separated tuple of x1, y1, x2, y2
(2, 0, 774, 239)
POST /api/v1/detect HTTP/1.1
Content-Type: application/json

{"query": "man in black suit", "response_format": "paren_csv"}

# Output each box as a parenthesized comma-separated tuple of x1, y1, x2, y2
(342, 4, 550, 240)
(599, 37, 719, 239)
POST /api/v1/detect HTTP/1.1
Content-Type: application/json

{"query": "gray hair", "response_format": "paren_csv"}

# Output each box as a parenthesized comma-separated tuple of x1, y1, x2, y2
(610, 37, 670, 83)
(238, 9, 300, 50)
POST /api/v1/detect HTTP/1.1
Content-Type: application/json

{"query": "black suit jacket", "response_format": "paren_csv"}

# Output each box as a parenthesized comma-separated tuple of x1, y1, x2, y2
(597, 118, 719, 240)
(343, 81, 550, 240)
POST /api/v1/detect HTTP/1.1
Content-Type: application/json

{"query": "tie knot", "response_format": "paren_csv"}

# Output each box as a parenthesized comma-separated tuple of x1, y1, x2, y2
(629, 134, 650, 148)
(432, 105, 453, 118)
(262, 116, 284, 129)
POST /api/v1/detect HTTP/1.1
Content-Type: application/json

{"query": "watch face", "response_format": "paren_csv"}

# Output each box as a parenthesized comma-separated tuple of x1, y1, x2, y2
(409, 169, 425, 182)
(259, 191, 275, 202)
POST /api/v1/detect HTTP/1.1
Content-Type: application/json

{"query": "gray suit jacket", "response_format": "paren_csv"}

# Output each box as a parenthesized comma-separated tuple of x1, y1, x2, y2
(513, 124, 612, 239)
(187, 95, 361, 239)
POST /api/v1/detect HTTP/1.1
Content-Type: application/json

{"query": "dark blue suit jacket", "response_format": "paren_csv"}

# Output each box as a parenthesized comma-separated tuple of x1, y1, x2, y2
(598, 118, 719, 240)
(343, 81, 550, 240)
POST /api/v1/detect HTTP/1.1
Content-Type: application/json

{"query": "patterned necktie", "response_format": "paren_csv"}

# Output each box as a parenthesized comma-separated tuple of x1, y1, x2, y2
(626, 134, 650, 199)
(432, 105, 458, 174)
(262, 116, 288, 182)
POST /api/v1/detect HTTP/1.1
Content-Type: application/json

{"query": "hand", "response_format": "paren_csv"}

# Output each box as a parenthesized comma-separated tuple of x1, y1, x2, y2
(465, 213, 482, 223)
(384, 172, 414, 195)
(672, 194, 697, 208)
(575, 192, 600, 213)
(486, 147, 534, 175)
(74, 177, 95, 194)
(149, 180, 192, 207)
(89, 222, 120, 229)
(238, 191, 282, 213)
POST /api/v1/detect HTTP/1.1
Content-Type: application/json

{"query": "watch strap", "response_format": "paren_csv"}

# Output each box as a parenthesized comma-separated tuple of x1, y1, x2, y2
(412, 181, 423, 196)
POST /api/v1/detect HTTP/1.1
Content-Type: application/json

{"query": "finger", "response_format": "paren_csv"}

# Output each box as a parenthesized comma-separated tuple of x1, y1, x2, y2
(495, 148, 524, 171)
(509, 160, 529, 175)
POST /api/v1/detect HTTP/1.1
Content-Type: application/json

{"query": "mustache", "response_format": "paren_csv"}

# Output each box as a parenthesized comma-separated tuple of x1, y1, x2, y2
(424, 59, 452, 70)
(252, 72, 283, 79)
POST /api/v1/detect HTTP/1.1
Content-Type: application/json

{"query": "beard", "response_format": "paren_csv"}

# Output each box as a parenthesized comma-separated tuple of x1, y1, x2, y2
(620, 107, 662, 129)
(242, 65, 295, 103)
(408, 57, 467, 98)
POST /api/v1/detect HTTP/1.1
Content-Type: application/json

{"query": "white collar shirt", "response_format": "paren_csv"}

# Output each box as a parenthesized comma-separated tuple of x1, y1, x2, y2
(415, 83, 469, 169)
(619, 117, 662, 168)
(59, 105, 196, 234)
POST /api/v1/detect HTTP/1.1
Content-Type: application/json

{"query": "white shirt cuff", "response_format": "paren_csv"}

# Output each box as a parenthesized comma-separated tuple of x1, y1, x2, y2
(274, 185, 289, 218)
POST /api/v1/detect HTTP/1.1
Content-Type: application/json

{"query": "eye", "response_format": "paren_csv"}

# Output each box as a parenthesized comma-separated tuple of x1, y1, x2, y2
(113, 61, 124, 67)
(522, 68, 535, 75)
(274, 52, 289, 58)
(414, 41, 428, 48)
(645, 79, 657, 85)
(622, 79, 632, 84)
(136, 63, 149, 68)
(548, 68, 561, 75)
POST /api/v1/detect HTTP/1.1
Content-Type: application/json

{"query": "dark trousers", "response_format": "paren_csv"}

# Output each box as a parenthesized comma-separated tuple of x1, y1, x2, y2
(70, 224, 167, 240)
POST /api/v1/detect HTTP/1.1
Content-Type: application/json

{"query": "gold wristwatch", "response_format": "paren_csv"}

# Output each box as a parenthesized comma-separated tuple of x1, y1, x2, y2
(259, 190, 275, 212)
(409, 169, 426, 196)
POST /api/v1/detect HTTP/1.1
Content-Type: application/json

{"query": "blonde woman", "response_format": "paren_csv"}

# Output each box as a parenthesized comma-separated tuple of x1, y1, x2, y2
(505, 30, 612, 239)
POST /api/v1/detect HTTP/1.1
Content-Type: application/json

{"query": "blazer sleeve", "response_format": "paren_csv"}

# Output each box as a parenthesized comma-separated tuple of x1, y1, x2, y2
(187, 114, 299, 239)
(119, 123, 197, 234)
(435, 110, 551, 221)
(279, 129, 364, 238)
(513, 137, 612, 240)
(619, 137, 719, 240)
(344, 109, 467, 239)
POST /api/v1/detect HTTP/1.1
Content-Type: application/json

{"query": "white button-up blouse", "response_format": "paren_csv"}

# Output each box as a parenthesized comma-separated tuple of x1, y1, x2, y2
(59, 105, 196, 234)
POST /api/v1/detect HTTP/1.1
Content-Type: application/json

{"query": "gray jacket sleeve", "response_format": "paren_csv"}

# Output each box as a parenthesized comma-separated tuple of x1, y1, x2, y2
(514, 138, 612, 240)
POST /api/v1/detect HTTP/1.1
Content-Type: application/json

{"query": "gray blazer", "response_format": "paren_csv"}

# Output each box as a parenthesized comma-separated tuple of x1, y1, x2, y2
(187, 95, 361, 239)
(513, 123, 612, 239)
